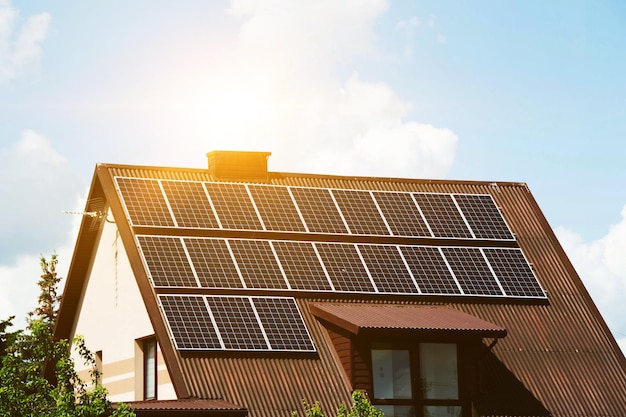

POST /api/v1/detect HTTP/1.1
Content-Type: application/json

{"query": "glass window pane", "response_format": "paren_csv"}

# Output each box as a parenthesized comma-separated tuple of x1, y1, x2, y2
(378, 405, 415, 417)
(144, 339, 156, 399)
(372, 345, 412, 399)
(420, 343, 458, 400)
(423, 406, 462, 417)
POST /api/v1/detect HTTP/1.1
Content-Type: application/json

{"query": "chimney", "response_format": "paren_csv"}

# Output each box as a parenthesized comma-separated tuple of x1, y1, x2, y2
(206, 150, 272, 181)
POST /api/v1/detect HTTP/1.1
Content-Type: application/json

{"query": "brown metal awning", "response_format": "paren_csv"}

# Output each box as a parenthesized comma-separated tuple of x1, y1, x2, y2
(310, 303, 507, 338)
(116, 399, 247, 417)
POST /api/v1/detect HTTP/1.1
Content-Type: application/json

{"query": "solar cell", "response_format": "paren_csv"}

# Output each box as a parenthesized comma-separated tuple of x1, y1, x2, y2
(400, 246, 461, 294)
(161, 180, 219, 229)
(252, 297, 315, 351)
(204, 182, 262, 230)
(184, 238, 243, 289)
(454, 194, 514, 240)
(228, 239, 288, 289)
(483, 248, 545, 297)
(159, 295, 221, 350)
(441, 247, 503, 296)
(205, 296, 268, 350)
(290, 187, 348, 234)
(248, 184, 306, 232)
(373, 191, 431, 237)
(331, 189, 390, 235)
(357, 245, 418, 293)
(272, 241, 332, 291)
(314, 243, 375, 293)
(137, 236, 198, 287)
(115, 177, 174, 227)
(413, 193, 473, 239)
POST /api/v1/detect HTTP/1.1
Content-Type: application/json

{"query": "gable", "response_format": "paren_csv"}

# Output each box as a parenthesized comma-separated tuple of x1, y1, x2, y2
(69, 213, 177, 402)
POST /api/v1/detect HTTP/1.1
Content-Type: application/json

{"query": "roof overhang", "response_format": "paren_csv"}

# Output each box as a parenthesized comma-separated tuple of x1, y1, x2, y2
(310, 303, 507, 339)
(117, 399, 247, 417)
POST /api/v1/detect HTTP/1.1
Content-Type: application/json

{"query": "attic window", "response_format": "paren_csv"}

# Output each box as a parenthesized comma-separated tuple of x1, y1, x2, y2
(207, 150, 271, 181)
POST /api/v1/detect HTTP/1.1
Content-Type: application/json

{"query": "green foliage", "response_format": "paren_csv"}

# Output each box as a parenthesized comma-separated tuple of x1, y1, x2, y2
(0, 255, 135, 417)
(294, 391, 385, 417)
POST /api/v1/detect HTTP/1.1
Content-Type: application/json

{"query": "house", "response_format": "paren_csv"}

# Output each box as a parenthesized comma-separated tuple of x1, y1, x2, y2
(54, 150, 626, 417)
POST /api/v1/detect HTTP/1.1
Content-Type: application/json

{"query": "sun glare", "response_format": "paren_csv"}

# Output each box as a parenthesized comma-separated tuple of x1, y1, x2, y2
(185, 83, 278, 148)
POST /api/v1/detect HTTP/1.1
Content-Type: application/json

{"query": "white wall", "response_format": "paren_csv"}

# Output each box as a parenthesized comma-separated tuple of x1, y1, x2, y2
(71, 212, 176, 401)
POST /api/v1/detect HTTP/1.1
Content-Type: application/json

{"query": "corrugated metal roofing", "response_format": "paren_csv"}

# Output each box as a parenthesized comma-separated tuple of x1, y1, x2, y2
(123, 399, 245, 411)
(55, 161, 626, 417)
(309, 303, 507, 337)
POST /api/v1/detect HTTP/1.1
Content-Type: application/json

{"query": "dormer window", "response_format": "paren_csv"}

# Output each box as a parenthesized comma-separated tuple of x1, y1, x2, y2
(311, 303, 507, 417)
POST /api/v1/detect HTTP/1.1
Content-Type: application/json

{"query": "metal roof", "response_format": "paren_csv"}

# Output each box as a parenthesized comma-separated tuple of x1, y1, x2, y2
(54, 160, 626, 417)
(309, 303, 507, 337)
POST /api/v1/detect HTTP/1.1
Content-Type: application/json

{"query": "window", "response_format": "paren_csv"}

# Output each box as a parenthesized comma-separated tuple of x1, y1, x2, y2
(370, 342, 463, 417)
(94, 350, 103, 385)
(143, 338, 157, 400)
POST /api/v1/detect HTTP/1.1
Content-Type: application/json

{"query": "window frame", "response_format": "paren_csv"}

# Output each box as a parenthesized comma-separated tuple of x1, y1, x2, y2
(368, 338, 467, 417)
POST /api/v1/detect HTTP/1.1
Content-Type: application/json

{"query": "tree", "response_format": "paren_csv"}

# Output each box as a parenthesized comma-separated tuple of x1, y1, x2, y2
(0, 254, 135, 417)
(295, 391, 385, 417)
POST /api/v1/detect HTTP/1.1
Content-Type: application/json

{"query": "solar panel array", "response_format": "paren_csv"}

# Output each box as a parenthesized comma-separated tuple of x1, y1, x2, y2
(114, 176, 545, 354)
(115, 177, 514, 240)
(158, 295, 315, 352)
(138, 235, 545, 298)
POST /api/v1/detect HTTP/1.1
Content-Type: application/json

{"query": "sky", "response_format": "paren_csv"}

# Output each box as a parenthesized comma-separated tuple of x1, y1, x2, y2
(0, 0, 624, 353)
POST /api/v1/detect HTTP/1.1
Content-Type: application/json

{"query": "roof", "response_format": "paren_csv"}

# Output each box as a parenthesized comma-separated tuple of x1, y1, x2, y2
(309, 303, 507, 337)
(54, 156, 626, 417)
(118, 399, 246, 417)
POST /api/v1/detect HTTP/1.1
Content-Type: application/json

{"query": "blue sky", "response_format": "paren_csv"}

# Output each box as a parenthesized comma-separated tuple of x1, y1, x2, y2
(1, 0, 625, 352)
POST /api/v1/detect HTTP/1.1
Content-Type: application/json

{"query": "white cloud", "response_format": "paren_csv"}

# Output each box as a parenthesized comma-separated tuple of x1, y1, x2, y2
(555, 205, 626, 354)
(176, 1, 458, 179)
(230, 0, 387, 78)
(0, 130, 84, 263)
(395, 14, 441, 58)
(0, 0, 50, 82)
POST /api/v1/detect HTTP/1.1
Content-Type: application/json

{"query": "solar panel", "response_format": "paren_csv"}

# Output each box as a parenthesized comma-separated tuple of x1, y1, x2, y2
(204, 182, 262, 230)
(161, 180, 220, 229)
(400, 246, 461, 294)
(115, 177, 174, 227)
(483, 248, 545, 297)
(272, 241, 333, 291)
(290, 187, 348, 234)
(357, 245, 418, 293)
(137, 236, 198, 287)
(228, 239, 288, 289)
(372, 191, 431, 237)
(159, 295, 221, 350)
(252, 297, 315, 351)
(314, 243, 375, 293)
(454, 194, 514, 240)
(413, 193, 473, 239)
(184, 238, 243, 289)
(205, 296, 268, 350)
(248, 185, 306, 232)
(441, 247, 503, 296)
(331, 189, 390, 235)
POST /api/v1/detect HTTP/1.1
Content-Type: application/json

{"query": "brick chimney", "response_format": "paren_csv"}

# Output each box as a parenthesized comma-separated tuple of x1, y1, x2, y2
(206, 150, 272, 181)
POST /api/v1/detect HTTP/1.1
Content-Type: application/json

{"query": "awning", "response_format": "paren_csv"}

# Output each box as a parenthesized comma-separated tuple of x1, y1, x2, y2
(310, 303, 507, 338)
(116, 399, 247, 417)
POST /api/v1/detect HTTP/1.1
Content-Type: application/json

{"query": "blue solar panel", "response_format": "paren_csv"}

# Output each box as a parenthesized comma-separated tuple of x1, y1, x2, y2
(116, 177, 174, 227)
(454, 194, 514, 240)
(161, 180, 219, 229)
(331, 189, 390, 235)
(413, 193, 472, 239)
